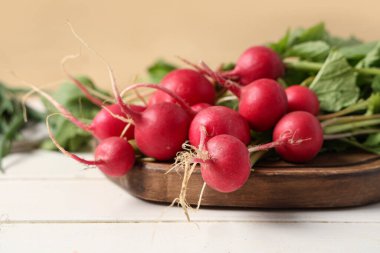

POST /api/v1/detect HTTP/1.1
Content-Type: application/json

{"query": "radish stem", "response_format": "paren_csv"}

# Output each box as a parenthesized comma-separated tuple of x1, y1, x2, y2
(324, 128, 380, 140)
(318, 100, 368, 120)
(284, 59, 380, 76)
(324, 119, 380, 134)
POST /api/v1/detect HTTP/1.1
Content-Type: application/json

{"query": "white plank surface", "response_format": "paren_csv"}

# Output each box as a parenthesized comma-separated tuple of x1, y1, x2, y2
(2, 180, 380, 223)
(1, 223, 380, 253)
(2, 150, 102, 179)
(1, 151, 380, 252)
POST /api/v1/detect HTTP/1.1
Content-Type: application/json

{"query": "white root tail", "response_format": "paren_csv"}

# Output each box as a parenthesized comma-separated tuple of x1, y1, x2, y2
(168, 126, 209, 221)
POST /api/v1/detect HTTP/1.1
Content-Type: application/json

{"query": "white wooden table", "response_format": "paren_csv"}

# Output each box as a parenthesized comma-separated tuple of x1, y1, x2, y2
(1, 150, 380, 252)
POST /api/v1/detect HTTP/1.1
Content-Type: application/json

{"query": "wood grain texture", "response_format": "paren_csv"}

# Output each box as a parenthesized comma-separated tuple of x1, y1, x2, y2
(109, 152, 380, 208)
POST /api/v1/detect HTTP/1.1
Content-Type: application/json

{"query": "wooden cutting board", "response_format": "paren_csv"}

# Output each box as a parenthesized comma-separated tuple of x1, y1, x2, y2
(108, 152, 380, 208)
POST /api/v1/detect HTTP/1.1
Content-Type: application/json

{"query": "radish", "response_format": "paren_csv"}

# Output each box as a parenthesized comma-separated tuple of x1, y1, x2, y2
(113, 83, 195, 160)
(172, 124, 311, 220)
(148, 69, 216, 106)
(54, 135, 134, 177)
(33, 87, 141, 140)
(188, 106, 251, 147)
(198, 134, 251, 193)
(131, 101, 191, 160)
(200, 63, 288, 131)
(221, 46, 284, 85)
(190, 103, 211, 114)
(273, 111, 323, 163)
(61, 75, 147, 140)
(286, 85, 320, 115)
(35, 81, 193, 160)
(172, 130, 251, 220)
(92, 104, 145, 140)
(94, 137, 136, 176)
(44, 113, 135, 177)
(238, 78, 288, 131)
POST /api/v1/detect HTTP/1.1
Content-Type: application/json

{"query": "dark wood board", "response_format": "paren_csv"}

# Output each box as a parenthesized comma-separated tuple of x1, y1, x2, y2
(108, 152, 380, 208)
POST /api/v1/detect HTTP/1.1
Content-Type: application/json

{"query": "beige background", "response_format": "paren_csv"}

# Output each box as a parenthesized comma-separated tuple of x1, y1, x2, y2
(1, 0, 379, 89)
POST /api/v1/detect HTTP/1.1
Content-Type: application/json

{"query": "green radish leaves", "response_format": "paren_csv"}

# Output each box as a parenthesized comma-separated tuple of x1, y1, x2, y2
(356, 42, 380, 68)
(339, 41, 378, 61)
(270, 23, 328, 55)
(310, 51, 359, 112)
(286, 41, 330, 61)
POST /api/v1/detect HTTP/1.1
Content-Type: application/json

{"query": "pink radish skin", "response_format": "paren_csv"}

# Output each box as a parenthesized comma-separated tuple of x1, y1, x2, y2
(189, 106, 251, 147)
(222, 46, 284, 85)
(190, 103, 211, 114)
(94, 137, 136, 177)
(148, 69, 216, 106)
(285, 85, 320, 115)
(133, 102, 191, 160)
(239, 79, 288, 131)
(91, 104, 145, 140)
(199, 134, 251, 193)
(273, 111, 323, 163)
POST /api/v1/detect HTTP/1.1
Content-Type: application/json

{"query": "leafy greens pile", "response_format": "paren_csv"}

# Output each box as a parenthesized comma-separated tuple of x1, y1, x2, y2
(269, 23, 380, 154)
(0, 83, 42, 170)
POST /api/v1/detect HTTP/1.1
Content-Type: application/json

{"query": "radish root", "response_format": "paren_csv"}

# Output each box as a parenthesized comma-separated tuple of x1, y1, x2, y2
(168, 126, 209, 221)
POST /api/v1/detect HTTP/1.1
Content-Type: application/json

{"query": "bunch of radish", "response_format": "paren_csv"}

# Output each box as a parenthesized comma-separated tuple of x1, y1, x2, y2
(38, 44, 329, 218)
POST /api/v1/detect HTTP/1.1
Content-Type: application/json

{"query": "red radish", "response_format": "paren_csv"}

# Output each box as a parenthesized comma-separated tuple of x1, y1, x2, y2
(222, 46, 284, 85)
(33, 87, 141, 140)
(189, 106, 251, 147)
(92, 104, 145, 140)
(285, 85, 320, 115)
(35, 81, 193, 161)
(62, 75, 147, 140)
(172, 130, 252, 220)
(46, 114, 135, 177)
(148, 69, 216, 106)
(172, 126, 308, 220)
(200, 63, 288, 131)
(94, 137, 136, 176)
(132, 102, 191, 160)
(199, 134, 251, 193)
(190, 103, 211, 114)
(113, 83, 195, 160)
(238, 79, 288, 131)
(273, 111, 323, 163)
